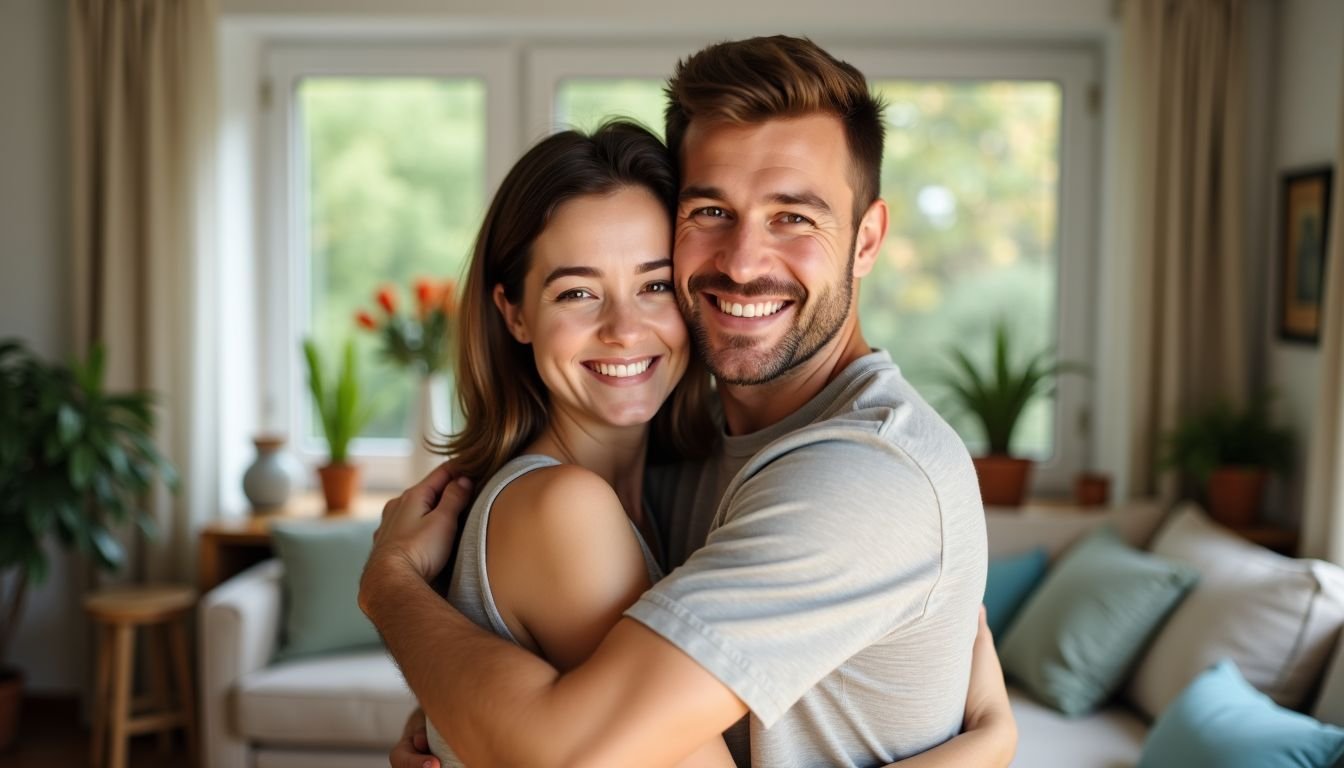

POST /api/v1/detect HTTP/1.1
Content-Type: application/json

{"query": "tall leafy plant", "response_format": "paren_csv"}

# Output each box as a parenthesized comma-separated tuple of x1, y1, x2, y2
(302, 338, 375, 464)
(934, 321, 1084, 456)
(0, 340, 176, 669)
(1162, 398, 1294, 483)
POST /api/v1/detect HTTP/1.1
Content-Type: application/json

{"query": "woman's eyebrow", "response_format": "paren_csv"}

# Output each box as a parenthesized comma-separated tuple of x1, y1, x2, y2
(636, 259, 672, 274)
(542, 266, 600, 287)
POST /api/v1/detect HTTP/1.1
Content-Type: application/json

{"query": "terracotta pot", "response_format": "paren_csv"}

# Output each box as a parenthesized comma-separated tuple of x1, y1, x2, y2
(1074, 472, 1111, 508)
(1206, 466, 1268, 528)
(0, 667, 21, 752)
(973, 455, 1033, 508)
(317, 463, 361, 513)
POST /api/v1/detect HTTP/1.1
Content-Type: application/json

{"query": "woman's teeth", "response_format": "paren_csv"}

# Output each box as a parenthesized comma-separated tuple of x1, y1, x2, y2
(716, 298, 786, 318)
(592, 359, 652, 378)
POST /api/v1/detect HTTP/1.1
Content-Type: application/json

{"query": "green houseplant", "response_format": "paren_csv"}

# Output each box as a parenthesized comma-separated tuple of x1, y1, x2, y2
(934, 321, 1083, 507)
(302, 338, 376, 512)
(0, 339, 176, 750)
(1162, 397, 1294, 527)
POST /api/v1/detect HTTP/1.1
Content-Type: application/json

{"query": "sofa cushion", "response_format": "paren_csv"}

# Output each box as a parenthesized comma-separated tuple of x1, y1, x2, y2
(271, 519, 383, 659)
(1138, 659, 1344, 768)
(1128, 505, 1344, 718)
(236, 650, 417, 748)
(984, 547, 1049, 636)
(1008, 687, 1147, 767)
(1000, 527, 1198, 716)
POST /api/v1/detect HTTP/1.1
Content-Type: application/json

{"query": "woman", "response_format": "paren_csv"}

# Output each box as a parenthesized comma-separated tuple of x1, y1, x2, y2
(407, 121, 1016, 767)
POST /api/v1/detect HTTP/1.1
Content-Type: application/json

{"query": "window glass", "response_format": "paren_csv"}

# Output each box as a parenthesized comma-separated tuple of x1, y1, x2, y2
(298, 77, 485, 443)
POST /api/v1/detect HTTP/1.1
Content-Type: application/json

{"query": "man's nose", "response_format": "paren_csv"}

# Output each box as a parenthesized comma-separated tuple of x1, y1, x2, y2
(715, 221, 772, 286)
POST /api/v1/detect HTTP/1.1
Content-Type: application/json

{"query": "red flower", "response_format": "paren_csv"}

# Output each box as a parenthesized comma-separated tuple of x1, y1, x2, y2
(415, 278, 436, 314)
(376, 286, 396, 315)
(355, 310, 377, 330)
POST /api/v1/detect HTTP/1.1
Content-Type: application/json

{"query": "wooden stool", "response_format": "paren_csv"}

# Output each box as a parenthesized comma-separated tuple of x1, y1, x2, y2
(85, 585, 197, 768)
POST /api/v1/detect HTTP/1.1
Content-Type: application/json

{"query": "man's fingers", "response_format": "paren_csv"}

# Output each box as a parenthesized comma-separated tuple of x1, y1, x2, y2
(403, 461, 460, 511)
(431, 475, 474, 517)
(412, 728, 429, 751)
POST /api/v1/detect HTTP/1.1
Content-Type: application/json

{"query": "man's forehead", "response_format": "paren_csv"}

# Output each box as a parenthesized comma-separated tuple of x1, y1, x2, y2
(679, 115, 853, 203)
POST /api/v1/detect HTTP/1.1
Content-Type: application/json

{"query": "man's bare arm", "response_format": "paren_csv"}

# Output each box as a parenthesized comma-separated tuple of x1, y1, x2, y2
(360, 465, 746, 768)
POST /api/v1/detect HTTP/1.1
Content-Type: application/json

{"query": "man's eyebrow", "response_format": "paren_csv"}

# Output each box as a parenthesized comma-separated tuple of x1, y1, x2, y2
(770, 191, 833, 215)
(542, 266, 600, 287)
(680, 185, 725, 202)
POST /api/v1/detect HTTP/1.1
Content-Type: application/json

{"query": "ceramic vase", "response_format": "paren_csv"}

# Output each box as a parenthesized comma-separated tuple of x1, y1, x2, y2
(408, 372, 453, 482)
(242, 435, 302, 513)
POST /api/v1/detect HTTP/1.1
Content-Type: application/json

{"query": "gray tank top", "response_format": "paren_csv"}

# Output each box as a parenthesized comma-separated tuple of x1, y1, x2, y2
(426, 454, 664, 765)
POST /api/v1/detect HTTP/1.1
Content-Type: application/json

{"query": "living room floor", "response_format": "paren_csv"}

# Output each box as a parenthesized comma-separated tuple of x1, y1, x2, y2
(1, 697, 190, 768)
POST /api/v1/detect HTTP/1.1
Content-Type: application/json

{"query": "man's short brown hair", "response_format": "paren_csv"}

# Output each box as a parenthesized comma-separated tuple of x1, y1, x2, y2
(664, 35, 886, 225)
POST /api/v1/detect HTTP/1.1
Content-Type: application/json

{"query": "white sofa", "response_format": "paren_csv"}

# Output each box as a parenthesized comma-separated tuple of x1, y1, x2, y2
(987, 500, 1344, 767)
(199, 500, 1344, 767)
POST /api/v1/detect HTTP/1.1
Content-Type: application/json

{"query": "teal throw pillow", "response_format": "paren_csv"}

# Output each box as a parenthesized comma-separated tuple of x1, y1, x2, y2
(999, 527, 1198, 716)
(270, 518, 382, 660)
(1139, 659, 1344, 768)
(984, 547, 1049, 636)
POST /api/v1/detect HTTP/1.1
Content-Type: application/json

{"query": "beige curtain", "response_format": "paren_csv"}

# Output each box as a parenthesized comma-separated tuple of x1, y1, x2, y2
(68, 0, 217, 584)
(1301, 56, 1344, 562)
(1120, 0, 1248, 499)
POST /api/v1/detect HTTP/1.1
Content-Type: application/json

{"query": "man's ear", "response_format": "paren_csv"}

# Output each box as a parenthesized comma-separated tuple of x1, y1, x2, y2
(851, 198, 888, 280)
(492, 284, 531, 344)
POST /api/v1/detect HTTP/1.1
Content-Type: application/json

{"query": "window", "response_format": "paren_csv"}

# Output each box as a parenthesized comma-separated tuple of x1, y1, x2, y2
(264, 46, 516, 486)
(536, 45, 1099, 494)
(260, 41, 1097, 495)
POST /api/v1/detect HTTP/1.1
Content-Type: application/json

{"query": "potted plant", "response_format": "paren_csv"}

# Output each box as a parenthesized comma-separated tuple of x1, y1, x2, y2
(302, 338, 376, 512)
(934, 321, 1083, 507)
(1162, 397, 1294, 527)
(0, 339, 176, 751)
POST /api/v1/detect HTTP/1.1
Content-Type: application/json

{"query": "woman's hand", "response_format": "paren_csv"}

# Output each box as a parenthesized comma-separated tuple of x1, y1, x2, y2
(390, 708, 440, 768)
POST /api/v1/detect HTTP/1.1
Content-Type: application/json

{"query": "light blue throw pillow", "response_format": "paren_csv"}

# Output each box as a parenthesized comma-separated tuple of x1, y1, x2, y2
(1139, 659, 1344, 768)
(984, 547, 1049, 636)
(270, 519, 383, 660)
(999, 527, 1198, 716)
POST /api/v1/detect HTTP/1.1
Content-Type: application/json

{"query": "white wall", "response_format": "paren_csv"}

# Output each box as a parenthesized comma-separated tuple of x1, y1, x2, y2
(0, 0, 88, 695)
(1268, 0, 1344, 524)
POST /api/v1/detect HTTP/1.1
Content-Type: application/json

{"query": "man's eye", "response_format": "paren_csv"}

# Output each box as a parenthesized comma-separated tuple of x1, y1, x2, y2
(693, 206, 728, 218)
(778, 213, 812, 225)
(556, 288, 594, 300)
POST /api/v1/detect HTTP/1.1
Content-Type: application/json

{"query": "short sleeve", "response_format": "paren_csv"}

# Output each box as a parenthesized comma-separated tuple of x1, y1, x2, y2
(624, 435, 945, 726)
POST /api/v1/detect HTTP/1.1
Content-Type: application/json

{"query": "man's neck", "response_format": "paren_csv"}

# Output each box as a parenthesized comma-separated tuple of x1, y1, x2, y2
(718, 323, 873, 436)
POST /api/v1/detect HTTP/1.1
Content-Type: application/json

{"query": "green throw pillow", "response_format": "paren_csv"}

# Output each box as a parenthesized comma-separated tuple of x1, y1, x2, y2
(984, 547, 1050, 637)
(270, 519, 382, 660)
(999, 527, 1198, 716)
(1139, 659, 1344, 768)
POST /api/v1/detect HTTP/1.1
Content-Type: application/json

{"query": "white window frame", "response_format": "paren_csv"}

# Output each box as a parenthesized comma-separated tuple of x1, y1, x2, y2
(263, 43, 518, 488)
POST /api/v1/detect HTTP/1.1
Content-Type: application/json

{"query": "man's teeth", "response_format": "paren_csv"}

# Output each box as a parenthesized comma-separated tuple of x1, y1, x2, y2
(593, 359, 652, 378)
(716, 299, 786, 318)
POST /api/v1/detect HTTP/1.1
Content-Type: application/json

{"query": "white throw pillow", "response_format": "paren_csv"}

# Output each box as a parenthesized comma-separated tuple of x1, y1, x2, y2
(1127, 504, 1344, 720)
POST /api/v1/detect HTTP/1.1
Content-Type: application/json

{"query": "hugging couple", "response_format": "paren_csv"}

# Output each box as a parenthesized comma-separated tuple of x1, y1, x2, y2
(358, 34, 1015, 768)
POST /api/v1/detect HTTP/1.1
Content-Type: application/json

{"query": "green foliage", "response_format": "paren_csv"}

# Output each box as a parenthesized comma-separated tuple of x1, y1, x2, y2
(933, 321, 1083, 456)
(303, 338, 376, 464)
(1162, 398, 1295, 483)
(0, 339, 177, 665)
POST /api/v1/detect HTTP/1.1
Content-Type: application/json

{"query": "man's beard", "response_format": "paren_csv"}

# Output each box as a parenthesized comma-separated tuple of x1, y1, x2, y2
(678, 253, 855, 387)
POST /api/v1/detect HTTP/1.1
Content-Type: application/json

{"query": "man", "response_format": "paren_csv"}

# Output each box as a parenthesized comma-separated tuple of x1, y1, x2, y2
(360, 36, 988, 767)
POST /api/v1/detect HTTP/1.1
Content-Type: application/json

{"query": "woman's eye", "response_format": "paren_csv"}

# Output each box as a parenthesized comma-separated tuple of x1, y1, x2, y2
(556, 288, 594, 301)
(644, 280, 674, 294)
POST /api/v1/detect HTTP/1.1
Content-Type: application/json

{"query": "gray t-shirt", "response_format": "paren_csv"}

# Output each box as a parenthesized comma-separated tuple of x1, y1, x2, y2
(630, 350, 987, 768)
(427, 454, 665, 766)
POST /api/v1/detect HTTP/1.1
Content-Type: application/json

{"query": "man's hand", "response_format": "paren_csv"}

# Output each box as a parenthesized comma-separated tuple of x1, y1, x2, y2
(391, 708, 439, 768)
(360, 461, 474, 621)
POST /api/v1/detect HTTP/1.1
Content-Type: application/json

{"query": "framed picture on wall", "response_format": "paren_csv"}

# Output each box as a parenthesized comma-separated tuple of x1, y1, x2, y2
(1279, 166, 1334, 344)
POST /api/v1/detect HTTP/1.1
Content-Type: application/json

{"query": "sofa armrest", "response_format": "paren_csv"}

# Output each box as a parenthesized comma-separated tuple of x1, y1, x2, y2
(198, 558, 285, 768)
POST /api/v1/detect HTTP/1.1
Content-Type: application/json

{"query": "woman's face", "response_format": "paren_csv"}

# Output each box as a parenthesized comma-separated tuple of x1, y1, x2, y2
(495, 186, 689, 431)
